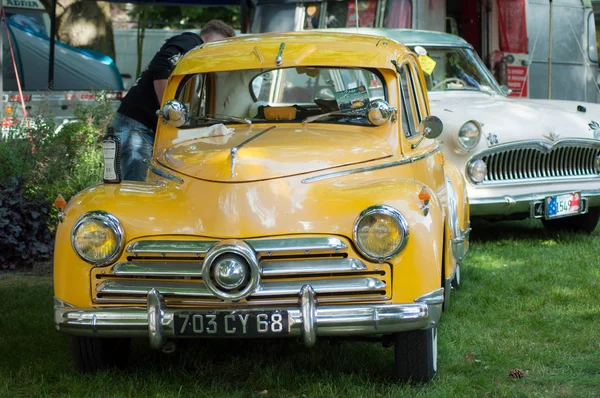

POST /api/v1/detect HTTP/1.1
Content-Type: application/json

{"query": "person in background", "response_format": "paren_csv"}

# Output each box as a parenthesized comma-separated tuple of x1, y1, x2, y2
(111, 19, 236, 181)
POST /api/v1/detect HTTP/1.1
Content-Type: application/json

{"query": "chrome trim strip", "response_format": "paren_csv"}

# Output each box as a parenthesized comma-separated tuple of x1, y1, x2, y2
(97, 280, 212, 297)
(253, 277, 386, 296)
(248, 237, 347, 253)
(96, 277, 386, 298)
(302, 145, 442, 184)
(126, 240, 218, 255)
(112, 261, 203, 277)
(56, 289, 441, 343)
(125, 237, 347, 256)
(260, 258, 367, 275)
(111, 258, 369, 278)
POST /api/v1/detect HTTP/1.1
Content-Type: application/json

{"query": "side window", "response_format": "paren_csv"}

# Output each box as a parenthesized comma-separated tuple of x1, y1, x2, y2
(177, 74, 208, 118)
(399, 65, 418, 138)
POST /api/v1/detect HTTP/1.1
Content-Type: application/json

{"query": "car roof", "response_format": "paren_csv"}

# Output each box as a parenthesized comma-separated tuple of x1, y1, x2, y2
(321, 28, 471, 48)
(173, 31, 414, 75)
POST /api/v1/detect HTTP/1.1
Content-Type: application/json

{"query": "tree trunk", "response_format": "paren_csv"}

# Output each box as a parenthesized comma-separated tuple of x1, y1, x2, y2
(53, 0, 116, 61)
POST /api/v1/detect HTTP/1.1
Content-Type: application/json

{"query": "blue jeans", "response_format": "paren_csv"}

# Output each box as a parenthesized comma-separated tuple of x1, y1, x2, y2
(110, 113, 154, 181)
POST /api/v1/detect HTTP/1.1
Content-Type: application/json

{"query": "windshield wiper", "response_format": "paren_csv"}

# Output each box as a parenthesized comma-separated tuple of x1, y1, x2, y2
(302, 110, 364, 125)
(191, 114, 252, 126)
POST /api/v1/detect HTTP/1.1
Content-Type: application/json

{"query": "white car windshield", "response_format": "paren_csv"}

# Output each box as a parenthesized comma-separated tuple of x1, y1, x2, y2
(416, 47, 501, 94)
(176, 67, 386, 127)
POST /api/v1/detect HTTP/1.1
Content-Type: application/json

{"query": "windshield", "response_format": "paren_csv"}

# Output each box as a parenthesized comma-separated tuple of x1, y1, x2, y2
(176, 67, 386, 127)
(415, 47, 501, 94)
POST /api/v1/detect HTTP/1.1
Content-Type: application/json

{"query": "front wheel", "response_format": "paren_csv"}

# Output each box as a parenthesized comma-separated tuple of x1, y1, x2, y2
(541, 207, 600, 233)
(393, 327, 437, 383)
(69, 336, 131, 373)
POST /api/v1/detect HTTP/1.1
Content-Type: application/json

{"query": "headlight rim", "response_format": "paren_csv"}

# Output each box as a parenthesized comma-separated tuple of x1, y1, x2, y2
(353, 205, 409, 262)
(71, 211, 124, 266)
(467, 159, 488, 183)
(457, 120, 482, 151)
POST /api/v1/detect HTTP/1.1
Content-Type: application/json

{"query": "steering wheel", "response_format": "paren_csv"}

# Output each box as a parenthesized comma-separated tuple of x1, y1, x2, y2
(432, 77, 468, 91)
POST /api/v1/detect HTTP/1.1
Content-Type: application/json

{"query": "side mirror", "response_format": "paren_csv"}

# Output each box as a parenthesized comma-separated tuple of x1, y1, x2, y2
(412, 115, 443, 149)
(366, 100, 398, 126)
(419, 115, 443, 139)
(156, 100, 188, 127)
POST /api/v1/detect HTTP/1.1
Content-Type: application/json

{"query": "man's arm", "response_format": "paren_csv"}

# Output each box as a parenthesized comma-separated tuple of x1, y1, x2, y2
(154, 79, 168, 104)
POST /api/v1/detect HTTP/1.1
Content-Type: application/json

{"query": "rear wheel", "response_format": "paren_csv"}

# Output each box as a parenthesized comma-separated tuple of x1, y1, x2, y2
(541, 207, 600, 233)
(69, 336, 131, 373)
(393, 327, 437, 383)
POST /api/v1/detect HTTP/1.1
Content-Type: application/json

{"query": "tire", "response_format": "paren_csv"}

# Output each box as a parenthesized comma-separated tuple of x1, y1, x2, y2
(393, 327, 437, 383)
(541, 207, 600, 233)
(69, 336, 131, 373)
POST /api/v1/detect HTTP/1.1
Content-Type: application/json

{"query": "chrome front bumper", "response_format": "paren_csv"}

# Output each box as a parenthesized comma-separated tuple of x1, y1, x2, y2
(54, 285, 443, 349)
(470, 188, 600, 217)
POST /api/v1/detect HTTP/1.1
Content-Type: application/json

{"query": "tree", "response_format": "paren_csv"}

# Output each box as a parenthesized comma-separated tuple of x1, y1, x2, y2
(40, 0, 116, 60)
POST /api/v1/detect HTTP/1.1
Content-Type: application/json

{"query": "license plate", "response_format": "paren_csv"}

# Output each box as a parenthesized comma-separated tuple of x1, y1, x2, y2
(174, 310, 288, 337)
(545, 192, 582, 219)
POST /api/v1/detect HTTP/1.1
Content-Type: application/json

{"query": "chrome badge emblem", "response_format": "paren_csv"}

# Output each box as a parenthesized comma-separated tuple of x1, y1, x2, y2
(543, 131, 560, 142)
(213, 255, 247, 290)
(589, 121, 600, 140)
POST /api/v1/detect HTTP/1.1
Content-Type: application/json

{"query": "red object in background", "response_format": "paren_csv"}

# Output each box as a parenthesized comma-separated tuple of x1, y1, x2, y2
(347, 0, 377, 27)
(461, 0, 481, 55)
(507, 66, 528, 97)
(497, 0, 528, 53)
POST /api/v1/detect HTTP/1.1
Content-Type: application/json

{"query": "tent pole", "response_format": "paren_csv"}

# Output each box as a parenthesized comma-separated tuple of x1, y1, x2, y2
(48, 0, 56, 90)
(548, 0, 552, 99)
(1, 0, 3, 118)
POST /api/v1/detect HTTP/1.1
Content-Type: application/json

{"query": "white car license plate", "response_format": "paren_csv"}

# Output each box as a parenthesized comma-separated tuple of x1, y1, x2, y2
(545, 192, 582, 219)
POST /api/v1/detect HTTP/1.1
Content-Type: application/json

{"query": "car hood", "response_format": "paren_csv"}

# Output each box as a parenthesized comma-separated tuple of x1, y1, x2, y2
(429, 92, 600, 145)
(155, 124, 393, 182)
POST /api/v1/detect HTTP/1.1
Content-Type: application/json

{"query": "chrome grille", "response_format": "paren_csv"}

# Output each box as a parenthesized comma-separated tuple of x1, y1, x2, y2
(92, 237, 390, 306)
(475, 140, 600, 183)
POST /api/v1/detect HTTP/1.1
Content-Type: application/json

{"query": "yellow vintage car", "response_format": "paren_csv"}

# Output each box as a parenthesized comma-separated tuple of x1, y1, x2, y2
(53, 32, 470, 383)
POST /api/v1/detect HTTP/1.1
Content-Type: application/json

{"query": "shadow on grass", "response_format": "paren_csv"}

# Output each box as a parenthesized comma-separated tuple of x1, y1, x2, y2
(470, 217, 598, 243)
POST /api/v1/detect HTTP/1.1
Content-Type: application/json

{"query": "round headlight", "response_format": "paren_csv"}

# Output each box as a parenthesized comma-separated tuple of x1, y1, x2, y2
(71, 211, 124, 265)
(468, 159, 488, 183)
(457, 121, 482, 151)
(353, 205, 409, 261)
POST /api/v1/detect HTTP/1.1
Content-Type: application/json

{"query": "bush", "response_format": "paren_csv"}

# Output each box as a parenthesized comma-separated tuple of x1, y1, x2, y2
(0, 93, 114, 268)
(0, 177, 53, 268)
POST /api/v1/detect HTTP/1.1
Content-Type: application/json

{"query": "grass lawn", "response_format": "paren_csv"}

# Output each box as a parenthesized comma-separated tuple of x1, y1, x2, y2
(1, 219, 599, 397)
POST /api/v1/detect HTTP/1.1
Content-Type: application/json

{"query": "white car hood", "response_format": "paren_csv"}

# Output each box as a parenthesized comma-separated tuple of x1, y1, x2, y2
(429, 91, 600, 146)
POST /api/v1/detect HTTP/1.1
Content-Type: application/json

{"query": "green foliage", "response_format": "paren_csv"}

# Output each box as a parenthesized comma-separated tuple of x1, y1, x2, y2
(127, 5, 240, 29)
(0, 94, 113, 267)
(0, 177, 53, 268)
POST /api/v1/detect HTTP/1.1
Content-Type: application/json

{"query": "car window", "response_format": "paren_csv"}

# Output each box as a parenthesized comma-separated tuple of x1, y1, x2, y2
(398, 64, 418, 138)
(176, 67, 386, 127)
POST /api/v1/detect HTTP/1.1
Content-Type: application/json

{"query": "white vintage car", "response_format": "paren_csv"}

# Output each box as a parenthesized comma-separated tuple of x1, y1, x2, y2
(330, 28, 600, 232)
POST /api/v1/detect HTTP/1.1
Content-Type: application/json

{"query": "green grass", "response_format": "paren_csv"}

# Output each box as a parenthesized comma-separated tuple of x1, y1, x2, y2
(1, 219, 600, 397)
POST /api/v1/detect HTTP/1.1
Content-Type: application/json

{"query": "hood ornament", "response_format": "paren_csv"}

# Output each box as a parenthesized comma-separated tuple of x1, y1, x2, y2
(543, 131, 560, 142)
(589, 121, 600, 140)
(229, 126, 277, 177)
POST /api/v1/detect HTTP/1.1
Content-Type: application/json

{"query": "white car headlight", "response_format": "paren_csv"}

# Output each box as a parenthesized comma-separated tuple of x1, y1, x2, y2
(457, 121, 482, 151)
(468, 159, 488, 183)
(71, 211, 124, 265)
(353, 205, 409, 261)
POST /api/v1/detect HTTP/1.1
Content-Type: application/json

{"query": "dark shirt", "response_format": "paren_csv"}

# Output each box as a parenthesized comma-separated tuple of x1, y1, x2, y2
(117, 32, 204, 132)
